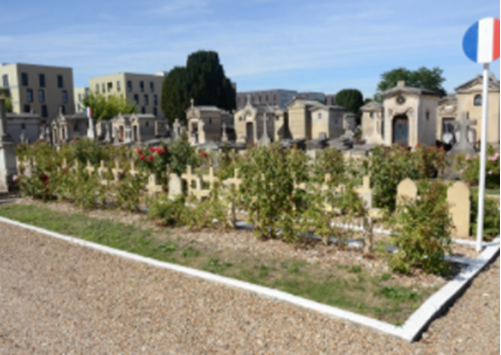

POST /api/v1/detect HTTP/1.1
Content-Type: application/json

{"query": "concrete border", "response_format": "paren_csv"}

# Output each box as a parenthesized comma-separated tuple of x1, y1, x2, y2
(0, 215, 498, 343)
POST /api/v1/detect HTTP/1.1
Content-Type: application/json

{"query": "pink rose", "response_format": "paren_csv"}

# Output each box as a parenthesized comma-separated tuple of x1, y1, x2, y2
(488, 171, 493, 175)
(465, 155, 470, 161)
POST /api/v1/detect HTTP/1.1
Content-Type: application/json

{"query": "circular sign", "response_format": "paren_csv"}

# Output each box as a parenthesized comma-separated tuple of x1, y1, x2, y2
(396, 96, 406, 105)
(463, 18, 500, 63)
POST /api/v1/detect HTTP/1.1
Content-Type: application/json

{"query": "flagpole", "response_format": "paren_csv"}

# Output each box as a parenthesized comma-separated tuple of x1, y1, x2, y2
(475, 62, 490, 252)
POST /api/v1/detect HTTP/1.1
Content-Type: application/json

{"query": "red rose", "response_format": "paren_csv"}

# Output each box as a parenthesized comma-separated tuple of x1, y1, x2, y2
(201, 152, 207, 157)
(415, 143, 420, 148)
(137, 148, 142, 154)
(148, 155, 154, 161)
(161, 148, 167, 154)
(139, 155, 145, 160)
(44, 180, 49, 186)
(41, 174, 48, 180)
(149, 147, 155, 153)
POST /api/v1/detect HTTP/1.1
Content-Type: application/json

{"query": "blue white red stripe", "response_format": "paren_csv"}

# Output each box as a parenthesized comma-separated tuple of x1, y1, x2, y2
(85, 107, 92, 118)
(463, 18, 500, 63)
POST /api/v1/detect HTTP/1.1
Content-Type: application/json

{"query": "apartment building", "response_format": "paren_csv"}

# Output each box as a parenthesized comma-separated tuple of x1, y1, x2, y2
(0, 63, 75, 123)
(74, 87, 90, 112)
(236, 89, 297, 109)
(89, 72, 166, 119)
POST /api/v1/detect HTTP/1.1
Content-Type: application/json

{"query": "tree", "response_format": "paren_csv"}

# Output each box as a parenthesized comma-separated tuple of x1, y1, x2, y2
(161, 67, 189, 125)
(82, 92, 136, 121)
(161, 50, 236, 125)
(334, 89, 364, 122)
(376, 67, 446, 99)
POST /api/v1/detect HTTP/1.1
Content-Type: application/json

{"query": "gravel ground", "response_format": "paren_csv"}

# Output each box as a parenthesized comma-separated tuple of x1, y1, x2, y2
(0, 222, 499, 354)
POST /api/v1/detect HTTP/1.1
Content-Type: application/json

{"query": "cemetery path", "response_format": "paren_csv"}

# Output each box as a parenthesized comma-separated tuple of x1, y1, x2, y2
(0, 221, 498, 355)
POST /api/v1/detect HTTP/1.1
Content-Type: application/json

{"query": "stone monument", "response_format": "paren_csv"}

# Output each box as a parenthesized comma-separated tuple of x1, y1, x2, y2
(259, 113, 271, 147)
(0, 93, 17, 192)
(448, 113, 477, 155)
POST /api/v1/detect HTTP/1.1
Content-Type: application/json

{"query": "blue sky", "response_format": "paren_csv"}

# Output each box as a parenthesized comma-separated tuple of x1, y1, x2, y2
(1, 0, 499, 98)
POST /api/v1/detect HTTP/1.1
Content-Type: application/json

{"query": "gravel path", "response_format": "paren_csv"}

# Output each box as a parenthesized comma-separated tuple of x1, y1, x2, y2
(0, 222, 499, 354)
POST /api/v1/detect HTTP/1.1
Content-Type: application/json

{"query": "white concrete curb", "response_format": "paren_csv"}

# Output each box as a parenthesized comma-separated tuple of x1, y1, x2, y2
(0, 215, 498, 343)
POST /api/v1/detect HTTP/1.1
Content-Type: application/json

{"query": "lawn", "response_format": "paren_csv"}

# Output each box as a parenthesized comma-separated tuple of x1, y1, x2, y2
(0, 203, 438, 325)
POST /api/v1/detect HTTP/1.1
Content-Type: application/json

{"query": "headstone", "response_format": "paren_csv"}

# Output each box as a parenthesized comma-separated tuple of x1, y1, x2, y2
(104, 123, 111, 143)
(168, 173, 183, 198)
(367, 116, 384, 145)
(449, 113, 477, 154)
(146, 174, 162, 196)
(173, 119, 181, 140)
(447, 181, 471, 238)
(221, 122, 228, 143)
(0, 95, 17, 192)
(396, 178, 418, 203)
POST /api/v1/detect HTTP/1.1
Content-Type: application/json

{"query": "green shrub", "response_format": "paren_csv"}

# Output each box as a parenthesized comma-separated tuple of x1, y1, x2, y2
(455, 146, 500, 189)
(147, 195, 188, 227)
(387, 181, 452, 275)
(470, 192, 500, 240)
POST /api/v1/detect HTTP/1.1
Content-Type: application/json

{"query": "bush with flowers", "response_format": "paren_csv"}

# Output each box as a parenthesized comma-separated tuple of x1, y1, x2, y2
(455, 145, 500, 189)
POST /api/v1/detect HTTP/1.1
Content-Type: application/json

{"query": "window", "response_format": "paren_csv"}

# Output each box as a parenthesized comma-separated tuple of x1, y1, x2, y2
(41, 105, 48, 118)
(21, 73, 28, 86)
(78, 93, 82, 102)
(134, 94, 139, 105)
(145, 121, 149, 127)
(141, 106, 145, 114)
(318, 113, 322, 119)
(107, 82, 113, 92)
(62, 90, 68, 103)
(27, 89, 33, 103)
(144, 94, 149, 105)
(77, 104, 81, 111)
(21, 123, 26, 130)
(153, 94, 158, 105)
(426, 111, 430, 120)
(127, 80, 132, 92)
(95, 83, 99, 93)
(209, 118, 212, 124)
(2, 74, 8, 88)
(38, 89, 45, 103)
(39, 74, 45, 87)
(117, 81, 121, 92)
(101, 83, 105, 93)
(74, 123, 79, 131)
(57, 75, 63, 88)
(23, 104, 30, 113)
(474, 94, 482, 106)
(370, 112, 374, 119)
(140, 81, 144, 92)
(60, 105, 66, 114)
(153, 107, 157, 116)
(150, 82, 154, 92)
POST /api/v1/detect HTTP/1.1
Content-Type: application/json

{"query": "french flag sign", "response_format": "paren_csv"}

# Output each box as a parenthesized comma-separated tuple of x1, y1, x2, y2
(463, 18, 500, 63)
(85, 107, 92, 118)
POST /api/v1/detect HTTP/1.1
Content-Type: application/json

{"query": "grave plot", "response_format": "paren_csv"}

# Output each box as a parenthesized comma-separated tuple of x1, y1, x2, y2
(8, 139, 500, 341)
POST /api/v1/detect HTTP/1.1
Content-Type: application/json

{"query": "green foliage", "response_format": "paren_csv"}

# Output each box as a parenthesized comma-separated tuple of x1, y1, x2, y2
(161, 51, 236, 125)
(369, 145, 446, 212)
(161, 67, 189, 125)
(470, 191, 500, 240)
(236, 144, 306, 242)
(82, 91, 136, 121)
(376, 67, 446, 98)
(5, 97, 12, 112)
(334, 89, 364, 120)
(147, 194, 188, 227)
(114, 173, 147, 212)
(455, 146, 500, 189)
(311, 147, 345, 185)
(387, 182, 452, 275)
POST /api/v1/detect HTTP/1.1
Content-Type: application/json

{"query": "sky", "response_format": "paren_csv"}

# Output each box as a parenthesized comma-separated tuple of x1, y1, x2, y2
(1, 0, 499, 99)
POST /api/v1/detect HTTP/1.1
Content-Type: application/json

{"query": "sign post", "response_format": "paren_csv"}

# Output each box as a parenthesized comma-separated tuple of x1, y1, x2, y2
(85, 107, 95, 139)
(462, 17, 500, 252)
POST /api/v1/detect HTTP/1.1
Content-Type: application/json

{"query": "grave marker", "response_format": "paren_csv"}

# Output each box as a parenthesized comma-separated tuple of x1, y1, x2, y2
(447, 181, 471, 238)
(397, 178, 418, 203)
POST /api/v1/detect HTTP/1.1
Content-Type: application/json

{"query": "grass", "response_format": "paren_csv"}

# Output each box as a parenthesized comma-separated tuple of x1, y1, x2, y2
(470, 187, 500, 197)
(0, 203, 437, 325)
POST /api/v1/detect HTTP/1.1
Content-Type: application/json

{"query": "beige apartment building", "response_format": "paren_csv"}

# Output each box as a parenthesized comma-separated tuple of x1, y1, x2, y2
(74, 87, 90, 113)
(0, 63, 75, 123)
(89, 72, 166, 120)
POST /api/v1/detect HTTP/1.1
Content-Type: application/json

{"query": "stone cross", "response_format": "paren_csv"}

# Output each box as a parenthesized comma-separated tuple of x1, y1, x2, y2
(97, 160, 109, 185)
(221, 122, 228, 143)
(224, 168, 243, 191)
(190, 98, 194, 108)
(259, 114, 271, 147)
(129, 160, 140, 178)
(71, 160, 80, 172)
(181, 165, 199, 194)
(190, 176, 210, 200)
(112, 160, 123, 181)
(202, 167, 218, 190)
(449, 112, 477, 154)
(146, 174, 162, 196)
(85, 161, 95, 175)
(355, 175, 373, 209)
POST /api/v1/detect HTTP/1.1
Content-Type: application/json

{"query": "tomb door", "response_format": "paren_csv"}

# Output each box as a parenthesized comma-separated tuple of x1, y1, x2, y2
(392, 115, 409, 147)
(119, 126, 124, 142)
(191, 122, 198, 143)
(246, 122, 254, 145)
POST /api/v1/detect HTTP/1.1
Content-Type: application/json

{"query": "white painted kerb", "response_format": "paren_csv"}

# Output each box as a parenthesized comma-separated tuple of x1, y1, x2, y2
(0, 215, 498, 343)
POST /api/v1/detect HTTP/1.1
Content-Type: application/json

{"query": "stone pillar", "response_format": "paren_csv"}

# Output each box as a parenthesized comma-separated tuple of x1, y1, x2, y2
(0, 96, 17, 192)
